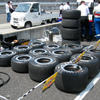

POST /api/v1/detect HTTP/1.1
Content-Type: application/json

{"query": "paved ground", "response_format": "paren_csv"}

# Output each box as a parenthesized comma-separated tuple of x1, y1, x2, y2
(0, 41, 100, 100)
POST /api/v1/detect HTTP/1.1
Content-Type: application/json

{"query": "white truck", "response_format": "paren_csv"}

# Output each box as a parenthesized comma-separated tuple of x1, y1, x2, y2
(10, 2, 59, 28)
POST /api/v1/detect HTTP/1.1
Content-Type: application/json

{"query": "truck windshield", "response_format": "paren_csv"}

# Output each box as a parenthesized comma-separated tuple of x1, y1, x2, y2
(15, 4, 31, 12)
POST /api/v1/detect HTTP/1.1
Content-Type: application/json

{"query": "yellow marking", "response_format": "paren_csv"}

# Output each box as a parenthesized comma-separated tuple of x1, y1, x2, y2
(42, 72, 58, 91)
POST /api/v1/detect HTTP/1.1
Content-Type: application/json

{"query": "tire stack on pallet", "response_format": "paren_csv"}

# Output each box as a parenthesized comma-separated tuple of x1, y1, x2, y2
(61, 10, 81, 44)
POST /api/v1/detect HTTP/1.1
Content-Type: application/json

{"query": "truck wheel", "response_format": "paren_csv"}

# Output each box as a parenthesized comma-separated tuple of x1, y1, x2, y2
(11, 25, 17, 29)
(25, 22, 32, 28)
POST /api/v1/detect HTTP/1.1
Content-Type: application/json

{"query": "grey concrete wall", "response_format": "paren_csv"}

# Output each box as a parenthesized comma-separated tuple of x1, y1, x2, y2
(2, 23, 61, 40)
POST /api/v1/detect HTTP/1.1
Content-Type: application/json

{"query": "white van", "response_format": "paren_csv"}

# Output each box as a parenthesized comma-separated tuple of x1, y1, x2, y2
(10, 2, 59, 28)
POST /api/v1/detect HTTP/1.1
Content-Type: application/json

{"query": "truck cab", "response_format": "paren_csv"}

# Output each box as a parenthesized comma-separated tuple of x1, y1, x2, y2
(10, 2, 42, 28)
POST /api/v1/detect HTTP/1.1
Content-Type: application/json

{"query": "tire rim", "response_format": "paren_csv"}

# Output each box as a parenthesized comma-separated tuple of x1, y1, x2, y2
(18, 46, 29, 49)
(33, 49, 47, 54)
(53, 50, 65, 55)
(47, 44, 60, 49)
(16, 55, 31, 61)
(35, 57, 53, 65)
(81, 55, 94, 61)
(63, 64, 82, 73)
(32, 42, 41, 45)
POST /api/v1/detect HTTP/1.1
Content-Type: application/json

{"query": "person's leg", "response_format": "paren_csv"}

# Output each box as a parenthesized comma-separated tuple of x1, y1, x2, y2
(7, 13, 11, 22)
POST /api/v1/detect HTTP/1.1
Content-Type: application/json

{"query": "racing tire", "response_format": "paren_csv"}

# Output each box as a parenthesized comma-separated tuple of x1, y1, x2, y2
(11, 54, 32, 73)
(71, 53, 99, 78)
(62, 10, 81, 19)
(29, 55, 58, 82)
(13, 45, 32, 54)
(0, 50, 16, 67)
(55, 62, 88, 93)
(50, 49, 72, 63)
(29, 48, 49, 57)
(63, 43, 83, 54)
(44, 43, 61, 51)
(62, 19, 80, 28)
(29, 40, 45, 49)
(60, 27, 81, 40)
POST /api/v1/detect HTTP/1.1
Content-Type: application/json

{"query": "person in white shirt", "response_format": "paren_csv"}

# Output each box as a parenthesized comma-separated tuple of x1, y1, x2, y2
(93, 0, 100, 40)
(59, 3, 64, 16)
(77, 0, 90, 41)
(63, 2, 70, 10)
(5, 1, 11, 22)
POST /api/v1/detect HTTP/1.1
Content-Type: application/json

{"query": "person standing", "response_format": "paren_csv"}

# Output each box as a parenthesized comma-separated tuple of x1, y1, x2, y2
(93, 0, 100, 40)
(59, 3, 64, 16)
(9, 1, 15, 13)
(5, 1, 11, 22)
(77, 0, 90, 41)
(63, 2, 70, 10)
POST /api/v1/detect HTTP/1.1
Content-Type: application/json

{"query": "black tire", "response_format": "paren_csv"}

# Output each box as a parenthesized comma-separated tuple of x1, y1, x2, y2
(62, 40, 80, 45)
(60, 27, 81, 40)
(25, 22, 32, 28)
(50, 49, 72, 63)
(71, 53, 99, 78)
(88, 49, 100, 68)
(0, 50, 16, 67)
(29, 56, 58, 82)
(62, 19, 80, 28)
(55, 62, 88, 93)
(62, 10, 81, 19)
(29, 48, 49, 57)
(63, 43, 83, 54)
(11, 54, 32, 73)
(29, 40, 45, 49)
(11, 25, 17, 29)
(44, 43, 61, 51)
(13, 45, 32, 54)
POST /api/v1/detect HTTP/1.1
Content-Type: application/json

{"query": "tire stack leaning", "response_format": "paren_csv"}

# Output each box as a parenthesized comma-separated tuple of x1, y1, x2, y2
(61, 10, 81, 44)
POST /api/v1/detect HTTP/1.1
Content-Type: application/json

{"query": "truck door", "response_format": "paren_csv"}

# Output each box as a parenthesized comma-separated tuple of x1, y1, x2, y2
(30, 3, 41, 25)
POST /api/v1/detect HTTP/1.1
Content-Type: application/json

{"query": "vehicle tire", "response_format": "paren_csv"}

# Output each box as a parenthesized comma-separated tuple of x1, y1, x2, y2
(88, 49, 100, 68)
(44, 43, 61, 51)
(63, 43, 83, 54)
(25, 22, 32, 28)
(11, 25, 17, 29)
(13, 45, 32, 54)
(29, 48, 49, 57)
(0, 50, 16, 67)
(11, 54, 32, 73)
(29, 55, 58, 82)
(60, 27, 81, 40)
(62, 40, 80, 45)
(55, 63, 88, 93)
(50, 49, 72, 63)
(62, 19, 80, 28)
(29, 40, 45, 49)
(62, 10, 81, 19)
(71, 53, 99, 78)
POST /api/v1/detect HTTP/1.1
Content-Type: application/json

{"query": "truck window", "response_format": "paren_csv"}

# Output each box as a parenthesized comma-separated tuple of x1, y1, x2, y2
(15, 4, 31, 12)
(30, 3, 39, 12)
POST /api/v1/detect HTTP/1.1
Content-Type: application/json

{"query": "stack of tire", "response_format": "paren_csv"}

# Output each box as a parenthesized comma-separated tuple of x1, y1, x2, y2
(61, 10, 81, 44)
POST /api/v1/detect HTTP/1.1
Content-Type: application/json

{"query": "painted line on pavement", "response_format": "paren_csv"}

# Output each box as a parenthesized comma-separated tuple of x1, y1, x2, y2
(74, 72, 100, 100)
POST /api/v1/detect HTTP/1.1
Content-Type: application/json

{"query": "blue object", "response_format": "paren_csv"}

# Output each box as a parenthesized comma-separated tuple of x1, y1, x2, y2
(94, 18, 100, 39)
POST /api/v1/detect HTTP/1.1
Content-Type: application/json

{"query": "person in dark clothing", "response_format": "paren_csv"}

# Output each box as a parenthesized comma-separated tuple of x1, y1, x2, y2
(77, 1, 90, 41)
